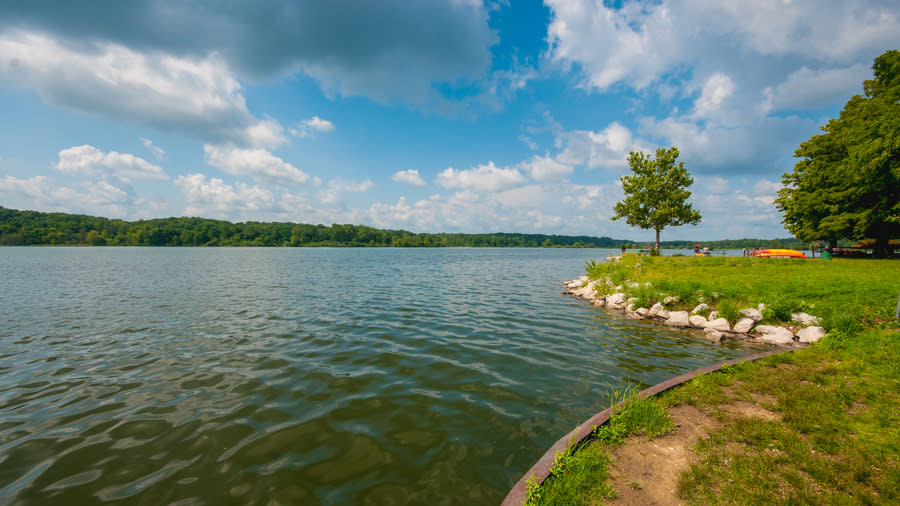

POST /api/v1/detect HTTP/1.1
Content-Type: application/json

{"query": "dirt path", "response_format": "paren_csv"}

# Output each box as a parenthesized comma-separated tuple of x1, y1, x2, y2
(605, 405, 715, 506)
(605, 400, 780, 506)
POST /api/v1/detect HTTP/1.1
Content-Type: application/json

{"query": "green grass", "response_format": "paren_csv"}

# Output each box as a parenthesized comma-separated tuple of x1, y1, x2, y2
(585, 254, 900, 328)
(529, 255, 900, 505)
(663, 328, 900, 505)
(526, 388, 673, 505)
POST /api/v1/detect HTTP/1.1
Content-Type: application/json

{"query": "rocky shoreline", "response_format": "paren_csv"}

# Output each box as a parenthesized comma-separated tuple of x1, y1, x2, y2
(564, 259, 827, 346)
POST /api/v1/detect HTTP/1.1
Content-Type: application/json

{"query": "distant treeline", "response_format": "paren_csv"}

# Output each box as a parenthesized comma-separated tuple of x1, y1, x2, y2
(0, 206, 622, 247)
(0, 206, 807, 249)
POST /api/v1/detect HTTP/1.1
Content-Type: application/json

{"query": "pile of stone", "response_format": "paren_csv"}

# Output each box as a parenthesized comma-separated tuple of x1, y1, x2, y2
(563, 276, 827, 346)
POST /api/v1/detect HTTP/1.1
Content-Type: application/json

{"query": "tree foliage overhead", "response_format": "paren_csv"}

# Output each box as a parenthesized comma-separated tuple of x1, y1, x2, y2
(612, 146, 702, 252)
(776, 49, 900, 256)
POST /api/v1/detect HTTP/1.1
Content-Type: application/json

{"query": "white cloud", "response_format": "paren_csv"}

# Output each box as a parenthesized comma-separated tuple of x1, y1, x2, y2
(392, 169, 427, 187)
(0, 174, 136, 217)
(317, 179, 374, 205)
(761, 63, 870, 113)
(55, 145, 168, 182)
(175, 173, 276, 216)
(545, 0, 900, 91)
(0, 1, 502, 112)
(0, 30, 285, 148)
(141, 138, 166, 160)
(520, 154, 573, 181)
(557, 122, 654, 171)
(290, 116, 336, 138)
(692, 73, 735, 119)
(436, 161, 526, 193)
(203, 144, 309, 185)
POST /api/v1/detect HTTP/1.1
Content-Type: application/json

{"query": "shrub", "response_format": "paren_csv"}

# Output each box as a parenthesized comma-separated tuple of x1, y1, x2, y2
(717, 299, 741, 324)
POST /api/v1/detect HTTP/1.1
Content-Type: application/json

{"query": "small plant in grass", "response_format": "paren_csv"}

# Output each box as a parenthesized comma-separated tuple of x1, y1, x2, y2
(762, 295, 794, 323)
(593, 385, 673, 443)
(716, 299, 741, 324)
(627, 283, 658, 309)
(525, 473, 542, 505)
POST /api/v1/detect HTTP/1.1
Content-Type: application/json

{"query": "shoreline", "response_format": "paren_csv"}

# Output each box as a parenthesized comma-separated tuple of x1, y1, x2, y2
(562, 255, 828, 347)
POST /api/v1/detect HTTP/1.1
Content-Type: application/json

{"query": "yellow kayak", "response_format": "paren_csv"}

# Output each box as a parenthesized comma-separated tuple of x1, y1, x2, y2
(751, 249, 806, 258)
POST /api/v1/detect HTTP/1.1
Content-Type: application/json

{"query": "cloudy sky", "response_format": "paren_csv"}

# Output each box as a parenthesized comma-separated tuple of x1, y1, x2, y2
(1, 0, 898, 240)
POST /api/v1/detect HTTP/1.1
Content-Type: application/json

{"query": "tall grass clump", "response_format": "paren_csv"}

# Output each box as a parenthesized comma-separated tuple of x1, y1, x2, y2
(716, 299, 741, 324)
(594, 385, 673, 443)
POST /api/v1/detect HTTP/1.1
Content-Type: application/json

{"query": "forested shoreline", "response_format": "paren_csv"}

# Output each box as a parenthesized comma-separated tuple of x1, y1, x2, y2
(0, 206, 805, 249)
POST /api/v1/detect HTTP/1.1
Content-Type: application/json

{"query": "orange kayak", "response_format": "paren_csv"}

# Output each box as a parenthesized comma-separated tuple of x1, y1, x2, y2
(751, 249, 806, 258)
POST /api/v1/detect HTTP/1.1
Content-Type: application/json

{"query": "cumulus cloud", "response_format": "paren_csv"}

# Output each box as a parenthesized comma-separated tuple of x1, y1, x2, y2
(317, 179, 374, 205)
(0, 30, 286, 148)
(141, 138, 165, 160)
(203, 144, 309, 185)
(175, 173, 276, 216)
(290, 116, 336, 138)
(0, 174, 142, 217)
(436, 161, 527, 193)
(0, 0, 497, 108)
(520, 154, 573, 181)
(761, 63, 870, 113)
(366, 181, 622, 235)
(692, 73, 735, 119)
(55, 145, 168, 181)
(557, 122, 654, 171)
(392, 169, 427, 187)
(545, 0, 900, 91)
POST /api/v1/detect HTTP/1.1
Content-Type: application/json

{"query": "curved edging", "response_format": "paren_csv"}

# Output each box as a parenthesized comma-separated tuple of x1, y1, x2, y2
(501, 348, 793, 506)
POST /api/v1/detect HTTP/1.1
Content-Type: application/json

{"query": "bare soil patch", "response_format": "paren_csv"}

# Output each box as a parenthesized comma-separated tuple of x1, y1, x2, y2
(606, 405, 716, 506)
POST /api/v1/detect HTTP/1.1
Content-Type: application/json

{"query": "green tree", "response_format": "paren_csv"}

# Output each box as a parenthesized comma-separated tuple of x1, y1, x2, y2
(612, 146, 702, 252)
(776, 49, 900, 257)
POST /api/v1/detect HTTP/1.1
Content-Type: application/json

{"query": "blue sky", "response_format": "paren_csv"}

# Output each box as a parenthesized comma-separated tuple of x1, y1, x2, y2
(1, 0, 898, 240)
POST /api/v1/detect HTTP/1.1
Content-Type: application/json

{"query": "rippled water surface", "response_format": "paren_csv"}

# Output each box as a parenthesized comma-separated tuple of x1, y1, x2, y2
(0, 247, 769, 505)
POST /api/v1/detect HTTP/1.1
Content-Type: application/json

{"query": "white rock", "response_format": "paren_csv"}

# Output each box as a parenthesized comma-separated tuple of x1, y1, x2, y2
(627, 297, 639, 305)
(755, 325, 795, 345)
(691, 303, 709, 314)
(663, 296, 679, 306)
(703, 328, 724, 342)
(689, 315, 708, 327)
(666, 311, 691, 326)
(740, 308, 763, 322)
(797, 326, 826, 343)
(607, 293, 626, 305)
(615, 285, 623, 291)
(657, 309, 670, 320)
(757, 303, 766, 311)
(648, 302, 665, 317)
(791, 312, 822, 326)
(708, 311, 719, 320)
(733, 317, 756, 334)
(705, 318, 731, 332)
(626, 303, 635, 312)
(591, 298, 607, 307)
(635, 307, 649, 317)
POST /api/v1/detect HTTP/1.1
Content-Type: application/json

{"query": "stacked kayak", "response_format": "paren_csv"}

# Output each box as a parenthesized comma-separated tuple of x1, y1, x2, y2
(751, 249, 806, 258)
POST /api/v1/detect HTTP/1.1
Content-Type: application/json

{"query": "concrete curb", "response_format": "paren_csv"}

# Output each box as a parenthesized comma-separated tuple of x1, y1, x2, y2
(500, 348, 792, 506)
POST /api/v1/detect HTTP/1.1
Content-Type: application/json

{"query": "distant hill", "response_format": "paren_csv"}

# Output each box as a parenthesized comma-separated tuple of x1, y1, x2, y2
(0, 206, 806, 249)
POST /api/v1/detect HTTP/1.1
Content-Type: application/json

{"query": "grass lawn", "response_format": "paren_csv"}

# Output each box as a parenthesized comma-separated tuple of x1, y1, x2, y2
(527, 255, 900, 505)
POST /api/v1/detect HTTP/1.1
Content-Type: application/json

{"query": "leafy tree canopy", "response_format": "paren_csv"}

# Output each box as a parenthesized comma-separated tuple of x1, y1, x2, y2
(612, 146, 702, 252)
(776, 49, 900, 256)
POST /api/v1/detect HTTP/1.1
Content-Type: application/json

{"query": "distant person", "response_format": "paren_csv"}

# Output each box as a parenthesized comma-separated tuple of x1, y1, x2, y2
(702, 246, 709, 256)
(694, 243, 699, 255)
(621, 245, 626, 255)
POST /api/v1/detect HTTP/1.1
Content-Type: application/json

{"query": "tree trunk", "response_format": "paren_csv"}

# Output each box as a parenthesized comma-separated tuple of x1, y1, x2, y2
(874, 233, 892, 258)
(655, 228, 660, 253)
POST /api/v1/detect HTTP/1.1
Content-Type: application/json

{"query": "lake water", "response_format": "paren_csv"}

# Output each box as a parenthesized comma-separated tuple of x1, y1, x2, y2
(0, 248, 770, 505)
